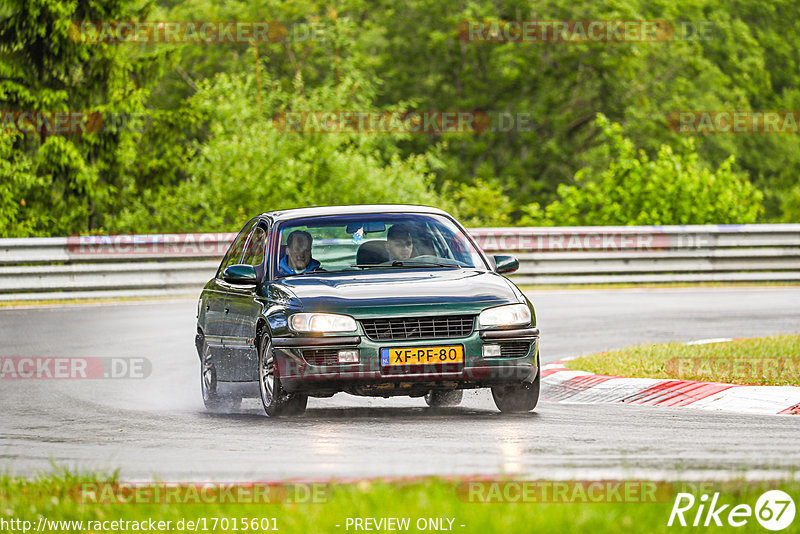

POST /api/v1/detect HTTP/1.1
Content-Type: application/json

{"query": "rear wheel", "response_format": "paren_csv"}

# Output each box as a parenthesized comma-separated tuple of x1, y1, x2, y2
(424, 389, 463, 407)
(258, 334, 307, 417)
(200, 345, 241, 412)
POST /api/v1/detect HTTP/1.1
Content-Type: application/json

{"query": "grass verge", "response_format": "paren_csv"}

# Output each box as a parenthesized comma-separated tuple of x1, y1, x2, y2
(1, 471, 799, 533)
(566, 334, 800, 386)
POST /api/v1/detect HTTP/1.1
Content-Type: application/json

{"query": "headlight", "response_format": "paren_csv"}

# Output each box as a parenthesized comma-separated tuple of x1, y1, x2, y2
(289, 313, 357, 333)
(478, 304, 531, 328)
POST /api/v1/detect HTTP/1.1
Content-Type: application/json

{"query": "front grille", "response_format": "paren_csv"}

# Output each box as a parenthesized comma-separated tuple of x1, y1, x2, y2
(361, 315, 475, 341)
(302, 349, 340, 366)
(499, 342, 531, 358)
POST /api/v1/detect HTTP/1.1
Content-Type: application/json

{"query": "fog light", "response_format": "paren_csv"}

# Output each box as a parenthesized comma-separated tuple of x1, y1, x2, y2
(482, 344, 502, 358)
(338, 349, 359, 363)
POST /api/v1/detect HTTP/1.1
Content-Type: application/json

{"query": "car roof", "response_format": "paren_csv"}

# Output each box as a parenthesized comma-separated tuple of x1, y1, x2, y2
(260, 204, 450, 222)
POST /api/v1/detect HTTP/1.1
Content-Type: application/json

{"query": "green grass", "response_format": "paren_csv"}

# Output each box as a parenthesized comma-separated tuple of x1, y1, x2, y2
(2, 471, 800, 533)
(567, 334, 800, 386)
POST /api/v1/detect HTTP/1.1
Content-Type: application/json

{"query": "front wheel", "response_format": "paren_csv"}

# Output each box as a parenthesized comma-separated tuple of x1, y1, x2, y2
(258, 334, 307, 417)
(491, 368, 540, 413)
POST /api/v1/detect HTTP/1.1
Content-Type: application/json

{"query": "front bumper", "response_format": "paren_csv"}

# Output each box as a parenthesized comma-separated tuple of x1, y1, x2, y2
(273, 327, 539, 396)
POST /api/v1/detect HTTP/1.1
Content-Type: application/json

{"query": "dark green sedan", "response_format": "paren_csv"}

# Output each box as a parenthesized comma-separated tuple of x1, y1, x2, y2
(195, 205, 540, 416)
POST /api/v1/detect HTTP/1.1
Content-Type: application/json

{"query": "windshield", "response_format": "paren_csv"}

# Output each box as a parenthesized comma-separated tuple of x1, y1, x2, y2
(273, 213, 487, 277)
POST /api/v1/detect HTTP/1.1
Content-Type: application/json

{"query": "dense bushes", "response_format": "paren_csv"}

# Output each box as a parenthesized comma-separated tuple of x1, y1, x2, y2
(522, 115, 764, 226)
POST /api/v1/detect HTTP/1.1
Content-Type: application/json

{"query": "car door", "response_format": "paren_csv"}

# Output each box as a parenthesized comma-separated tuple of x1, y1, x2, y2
(222, 220, 270, 382)
(209, 218, 258, 379)
(201, 222, 253, 351)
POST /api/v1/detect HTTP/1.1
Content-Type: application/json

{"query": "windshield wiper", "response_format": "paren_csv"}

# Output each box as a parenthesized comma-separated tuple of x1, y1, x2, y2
(393, 260, 461, 268)
(350, 261, 460, 269)
(350, 263, 397, 269)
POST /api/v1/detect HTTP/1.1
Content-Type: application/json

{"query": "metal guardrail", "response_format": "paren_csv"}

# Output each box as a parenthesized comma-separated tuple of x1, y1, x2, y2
(0, 225, 798, 300)
(469, 225, 800, 284)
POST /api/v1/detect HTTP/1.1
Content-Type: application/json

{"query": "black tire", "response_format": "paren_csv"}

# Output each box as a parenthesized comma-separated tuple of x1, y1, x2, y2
(258, 334, 307, 417)
(424, 389, 463, 407)
(200, 344, 241, 412)
(491, 366, 540, 413)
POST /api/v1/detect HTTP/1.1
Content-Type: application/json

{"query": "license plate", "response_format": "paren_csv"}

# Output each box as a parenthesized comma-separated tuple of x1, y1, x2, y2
(381, 345, 464, 366)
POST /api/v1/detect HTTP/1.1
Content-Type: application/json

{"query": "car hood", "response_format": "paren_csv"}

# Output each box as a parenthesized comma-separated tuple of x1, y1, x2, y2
(275, 269, 522, 318)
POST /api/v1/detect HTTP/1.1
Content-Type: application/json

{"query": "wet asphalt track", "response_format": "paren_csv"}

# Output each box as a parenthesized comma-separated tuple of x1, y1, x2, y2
(1, 287, 799, 481)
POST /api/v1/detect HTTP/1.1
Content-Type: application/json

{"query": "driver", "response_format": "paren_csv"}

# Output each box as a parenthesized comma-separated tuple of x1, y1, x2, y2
(279, 230, 321, 275)
(386, 224, 414, 260)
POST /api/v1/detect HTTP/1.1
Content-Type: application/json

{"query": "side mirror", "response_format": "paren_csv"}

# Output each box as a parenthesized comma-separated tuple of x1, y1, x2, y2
(222, 264, 258, 285)
(493, 255, 519, 274)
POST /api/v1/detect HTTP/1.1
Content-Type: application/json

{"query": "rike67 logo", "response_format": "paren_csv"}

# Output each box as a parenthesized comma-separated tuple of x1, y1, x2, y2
(668, 490, 795, 530)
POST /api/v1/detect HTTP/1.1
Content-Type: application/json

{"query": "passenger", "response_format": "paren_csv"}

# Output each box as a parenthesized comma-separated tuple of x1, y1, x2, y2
(278, 230, 321, 275)
(386, 224, 414, 260)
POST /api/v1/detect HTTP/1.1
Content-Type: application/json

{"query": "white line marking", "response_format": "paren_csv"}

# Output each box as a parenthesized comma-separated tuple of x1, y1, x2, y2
(684, 338, 734, 345)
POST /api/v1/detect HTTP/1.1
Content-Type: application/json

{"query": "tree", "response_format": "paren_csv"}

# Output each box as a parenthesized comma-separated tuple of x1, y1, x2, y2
(3, 0, 799, 236)
(111, 67, 442, 233)
(0, 131, 41, 236)
(522, 114, 764, 225)
(362, 0, 800, 221)
(779, 186, 800, 223)
(0, 0, 160, 235)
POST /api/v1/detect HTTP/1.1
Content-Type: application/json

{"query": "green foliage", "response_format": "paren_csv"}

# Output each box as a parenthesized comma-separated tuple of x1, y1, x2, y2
(779, 186, 800, 223)
(2, 0, 800, 235)
(523, 115, 763, 226)
(362, 0, 800, 221)
(0, 132, 41, 236)
(0, 0, 162, 235)
(111, 71, 440, 233)
(36, 135, 106, 231)
(440, 179, 514, 227)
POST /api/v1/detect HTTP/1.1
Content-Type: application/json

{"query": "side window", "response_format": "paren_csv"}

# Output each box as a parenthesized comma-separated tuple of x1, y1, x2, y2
(242, 226, 268, 267)
(217, 219, 257, 277)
